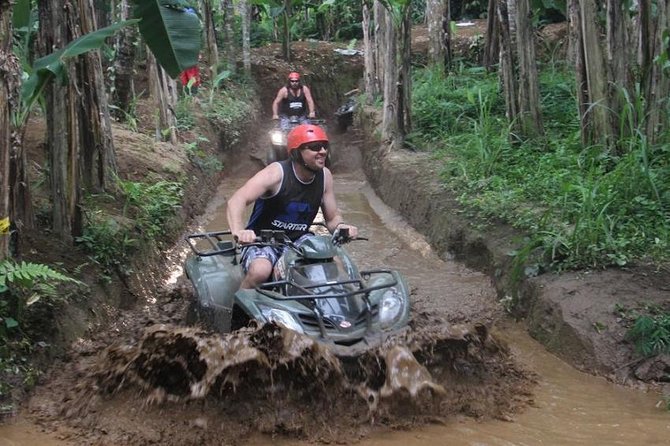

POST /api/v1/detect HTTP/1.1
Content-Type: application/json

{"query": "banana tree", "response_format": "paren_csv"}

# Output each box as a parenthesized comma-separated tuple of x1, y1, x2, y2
(5, 0, 203, 248)
(376, 0, 412, 151)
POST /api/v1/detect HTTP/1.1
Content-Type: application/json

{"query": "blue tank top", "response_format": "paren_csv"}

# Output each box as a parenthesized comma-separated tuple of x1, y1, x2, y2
(246, 160, 324, 240)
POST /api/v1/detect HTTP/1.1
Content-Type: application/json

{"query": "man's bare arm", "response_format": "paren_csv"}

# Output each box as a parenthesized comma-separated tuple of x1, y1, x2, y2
(303, 86, 316, 118)
(271, 87, 287, 119)
(227, 164, 283, 243)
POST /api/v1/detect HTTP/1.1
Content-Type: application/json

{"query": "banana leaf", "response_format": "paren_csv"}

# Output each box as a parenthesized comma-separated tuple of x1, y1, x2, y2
(134, 0, 202, 78)
(19, 20, 139, 124)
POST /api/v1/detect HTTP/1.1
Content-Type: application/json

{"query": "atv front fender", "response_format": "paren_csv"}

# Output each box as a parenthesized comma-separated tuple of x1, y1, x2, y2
(185, 255, 243, 332)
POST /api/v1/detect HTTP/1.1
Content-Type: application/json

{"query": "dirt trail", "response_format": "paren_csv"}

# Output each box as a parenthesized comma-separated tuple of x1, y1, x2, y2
(4, 124, 533, 445)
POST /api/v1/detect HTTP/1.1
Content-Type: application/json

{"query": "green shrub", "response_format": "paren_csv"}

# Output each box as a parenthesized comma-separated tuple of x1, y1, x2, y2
(628, 312, 670, 357)
(118, 179, 184, 238)
(76, 214, 136, 276)
(411, 64, 670, 270)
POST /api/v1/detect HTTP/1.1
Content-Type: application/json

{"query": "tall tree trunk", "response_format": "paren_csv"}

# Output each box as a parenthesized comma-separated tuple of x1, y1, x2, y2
(95, 0, 111, 28)
(643, 0, 670, 142)
(282, 0, 291, 62)
(606, 0, 631, 148)
(39, 0, 82, 243)
(112, 0, 137, 119)
(222, 0, 236, 73)
(380, 7, 398, 152)
(483, 0, 499, 70)
(398, 5, 412, 138)
(426, 0, 452, 70)
(374, 1, 386, 92)
(240, 0, 251, 74)
(515, 0, 543, 137)
(148, 50, 178, 144)
(0, 0, 21, 259)
(362, 1, 378, 101)
(579, 0, 613, 147)
(202, 0, 219, 79)
(78, 0, 116, 192)
(497, 0, 518, 127)
(568, 0, 589, 145)
(639, 0, 652, 99)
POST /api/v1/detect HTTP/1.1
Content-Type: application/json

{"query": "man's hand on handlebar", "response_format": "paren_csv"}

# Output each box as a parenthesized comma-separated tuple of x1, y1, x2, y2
(308, 111, 316, 119)
(272, 115, 279, 120)
(334, 223, 358, 238)
(233, 229, 257, 244)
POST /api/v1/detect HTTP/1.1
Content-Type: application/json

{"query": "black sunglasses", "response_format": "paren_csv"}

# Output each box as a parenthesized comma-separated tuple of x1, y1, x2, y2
(289, 80, 300, 83)
(302, 142, 329, 152)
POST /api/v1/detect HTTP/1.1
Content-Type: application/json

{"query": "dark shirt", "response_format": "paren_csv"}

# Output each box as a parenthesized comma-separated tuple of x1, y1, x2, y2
(280, 87, 308, 117)
(246, 160, 324, 241)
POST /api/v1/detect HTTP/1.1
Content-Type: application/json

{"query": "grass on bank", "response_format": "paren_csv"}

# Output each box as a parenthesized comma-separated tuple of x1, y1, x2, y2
(410, 63, 670, 272)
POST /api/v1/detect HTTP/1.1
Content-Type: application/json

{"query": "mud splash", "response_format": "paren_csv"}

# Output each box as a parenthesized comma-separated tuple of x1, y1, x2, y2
(50, 323, 532, 444)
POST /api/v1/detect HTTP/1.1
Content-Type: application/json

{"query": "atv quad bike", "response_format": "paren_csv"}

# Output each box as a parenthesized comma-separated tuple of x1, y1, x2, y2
(184, 226, 410, 349)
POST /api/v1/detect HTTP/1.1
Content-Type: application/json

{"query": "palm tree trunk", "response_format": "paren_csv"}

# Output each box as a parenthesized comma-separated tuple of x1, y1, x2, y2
(568, 0, 589, 144)
(374, 1, 386, 92)
(222, 0, 236, 73)
(112, 0, 137, 119)
(380, 7, 398, 152)
(644, 0, 670, 142)
(40, 0, 82, 243)
(497, 0, 518, 126)
(426, 0, 452, 71)
(77, 0, 116, 192)
(483, 0, 499, 70)
(240, 0, 251, 73)
(148, 50, 178, 144)
(579, 0, 613, 147)
(282, 0, 291, 61)
(399, 5, 412, 138)
(0, 0, 20, 259)
(515, 0, 543, 137)
(202, 0, 219, 78)
(362, 1, 378, 100)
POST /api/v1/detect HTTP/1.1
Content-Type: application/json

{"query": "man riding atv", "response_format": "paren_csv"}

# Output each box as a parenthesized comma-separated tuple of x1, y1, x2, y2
(227, 124, 357, 289)
(271, 72, 316, 131)
(186, 125, 409, 346)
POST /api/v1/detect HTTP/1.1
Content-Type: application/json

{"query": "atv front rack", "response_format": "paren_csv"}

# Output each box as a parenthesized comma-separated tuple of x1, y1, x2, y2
(185, 230, 237, 257)
(256, 269, 402, 339)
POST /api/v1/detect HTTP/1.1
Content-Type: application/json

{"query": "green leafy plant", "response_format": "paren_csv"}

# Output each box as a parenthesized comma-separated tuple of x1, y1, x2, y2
(184, 137, 223, 173)
(0, 261, 81, 336)
(118, 179, 184, 238)
(76, 215, 136, 277)
(412, 63, 670, 270)
(628, 313, 670, 357)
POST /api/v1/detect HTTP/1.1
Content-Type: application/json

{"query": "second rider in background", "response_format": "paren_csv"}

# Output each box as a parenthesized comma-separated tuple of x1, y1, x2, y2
(271, 72, 316, 131)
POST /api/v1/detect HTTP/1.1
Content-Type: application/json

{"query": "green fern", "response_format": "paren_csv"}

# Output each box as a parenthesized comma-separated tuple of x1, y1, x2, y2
(0, 260, 82, 312)
(0, 261, 79, 290)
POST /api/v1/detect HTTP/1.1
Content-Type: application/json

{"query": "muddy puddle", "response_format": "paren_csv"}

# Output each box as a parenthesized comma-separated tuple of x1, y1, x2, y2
(1, 143, 668, 445)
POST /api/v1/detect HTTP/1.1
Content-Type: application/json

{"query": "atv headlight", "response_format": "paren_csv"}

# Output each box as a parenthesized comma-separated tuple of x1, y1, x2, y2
(379, 288, 403, 329)
(270, 130, 285, 146)
(259, 306, 304, 334)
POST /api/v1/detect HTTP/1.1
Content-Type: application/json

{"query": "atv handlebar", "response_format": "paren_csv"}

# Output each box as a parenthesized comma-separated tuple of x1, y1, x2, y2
(186, 227, 365, 258)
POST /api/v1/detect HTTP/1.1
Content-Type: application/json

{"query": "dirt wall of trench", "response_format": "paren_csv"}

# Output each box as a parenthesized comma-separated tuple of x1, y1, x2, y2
(356, 107, 670, 385)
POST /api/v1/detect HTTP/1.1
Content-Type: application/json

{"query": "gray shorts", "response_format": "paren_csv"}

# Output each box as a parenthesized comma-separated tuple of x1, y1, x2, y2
(240, 233, 312, 273)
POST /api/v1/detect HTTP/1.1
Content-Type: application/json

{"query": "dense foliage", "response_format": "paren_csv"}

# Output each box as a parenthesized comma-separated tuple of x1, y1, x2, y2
(411, 63, 670, 271)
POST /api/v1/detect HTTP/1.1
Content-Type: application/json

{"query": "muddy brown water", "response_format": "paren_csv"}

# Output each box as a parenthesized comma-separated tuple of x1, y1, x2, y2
(1, 140, 668, 445)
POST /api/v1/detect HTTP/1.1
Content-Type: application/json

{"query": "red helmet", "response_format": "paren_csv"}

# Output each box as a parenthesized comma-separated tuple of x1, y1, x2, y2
(287, 124, 328, 155)
(288, 72, 300, 81)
